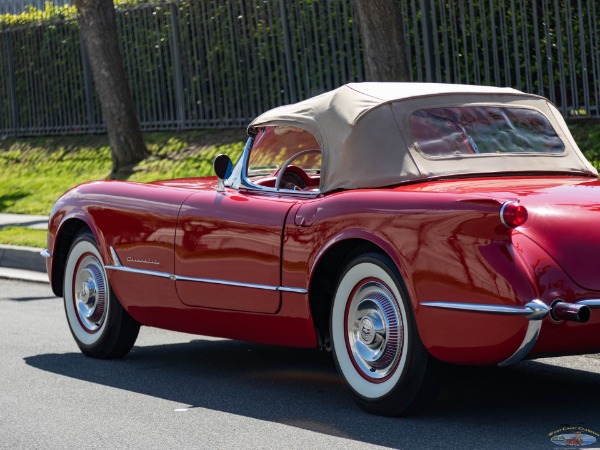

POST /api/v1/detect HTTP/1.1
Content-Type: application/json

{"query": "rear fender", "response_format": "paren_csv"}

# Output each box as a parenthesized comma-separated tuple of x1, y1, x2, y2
(310, 228, 406, 293)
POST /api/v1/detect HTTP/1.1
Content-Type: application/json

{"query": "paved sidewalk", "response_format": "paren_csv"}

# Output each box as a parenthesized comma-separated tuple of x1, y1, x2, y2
(0, 213, 49, 283)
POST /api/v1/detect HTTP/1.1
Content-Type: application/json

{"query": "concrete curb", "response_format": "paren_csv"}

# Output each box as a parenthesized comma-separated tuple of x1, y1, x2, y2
(0, 214, 49, 283)
(0, 244, 46, 273)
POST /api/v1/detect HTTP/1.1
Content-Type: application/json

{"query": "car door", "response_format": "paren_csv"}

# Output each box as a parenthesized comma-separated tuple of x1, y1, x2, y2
(174, 125, 321, 313)
(174, 189, 298, 313)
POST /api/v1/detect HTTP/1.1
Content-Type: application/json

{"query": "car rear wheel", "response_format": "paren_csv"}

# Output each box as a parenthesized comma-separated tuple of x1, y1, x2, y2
(330, 252, 437, 416)
(63, 230, 140, 359)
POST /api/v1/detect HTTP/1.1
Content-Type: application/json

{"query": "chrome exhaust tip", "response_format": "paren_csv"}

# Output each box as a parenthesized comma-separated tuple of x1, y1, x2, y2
(551, 301, 591, 323)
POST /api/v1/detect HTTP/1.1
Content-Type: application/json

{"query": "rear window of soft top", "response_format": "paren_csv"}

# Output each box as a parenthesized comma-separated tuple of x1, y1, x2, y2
(409, 106, 565, 157)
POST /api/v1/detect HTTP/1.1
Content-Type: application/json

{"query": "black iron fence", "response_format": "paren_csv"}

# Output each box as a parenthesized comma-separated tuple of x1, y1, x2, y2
(0, 0, 598, 137)
(405, 0, 600, 118)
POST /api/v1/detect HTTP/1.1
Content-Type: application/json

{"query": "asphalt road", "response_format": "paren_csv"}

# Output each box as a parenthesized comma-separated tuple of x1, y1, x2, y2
(2, 278, 600, 449)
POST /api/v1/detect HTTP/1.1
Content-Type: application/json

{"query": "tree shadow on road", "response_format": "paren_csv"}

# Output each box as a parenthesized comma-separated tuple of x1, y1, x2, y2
(25, 339, 600, 449)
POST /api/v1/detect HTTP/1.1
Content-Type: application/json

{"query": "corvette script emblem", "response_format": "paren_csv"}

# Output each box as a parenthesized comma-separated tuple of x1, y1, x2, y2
(127, 256, 160, 265)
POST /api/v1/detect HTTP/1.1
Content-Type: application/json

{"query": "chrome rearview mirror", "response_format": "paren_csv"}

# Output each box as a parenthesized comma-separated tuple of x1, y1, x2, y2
(213, 154, 233, 192)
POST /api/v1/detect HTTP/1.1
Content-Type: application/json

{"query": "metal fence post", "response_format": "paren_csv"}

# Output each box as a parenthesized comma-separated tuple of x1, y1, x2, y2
(6, 32, 20, 133)
(419, 0, 434, 82)
(78, 31, 97, 133)
(170, 2, 185, 129)
(279, 0, 297, 103)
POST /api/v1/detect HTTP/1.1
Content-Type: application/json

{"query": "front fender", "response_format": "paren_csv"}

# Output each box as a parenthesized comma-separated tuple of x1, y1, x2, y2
(46, 185, 107, 296)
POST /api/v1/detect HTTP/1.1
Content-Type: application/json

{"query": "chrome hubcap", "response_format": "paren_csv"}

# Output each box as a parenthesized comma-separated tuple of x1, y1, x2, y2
(347, 281, 403, 379)
(74, 257, 107, 331)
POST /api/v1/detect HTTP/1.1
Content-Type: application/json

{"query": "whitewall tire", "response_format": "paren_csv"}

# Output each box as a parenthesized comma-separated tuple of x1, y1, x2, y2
(64, 230, 139, 359)
(330, 252, 437, 416)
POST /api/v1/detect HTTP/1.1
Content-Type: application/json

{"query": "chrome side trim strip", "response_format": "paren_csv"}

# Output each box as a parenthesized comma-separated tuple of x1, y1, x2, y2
(176, 274, 278, 291)
(278, 286, 309, 294)
(176, 274, 307, 294)
(498, 320, 543, 367)
(105, 264, 176, 280)
(421, 300, 550, 319)
(421, 301, 530, 315)
(105, 247, 308, 294)
(40, 249, 51, 259)
(578, 299, 600, 308)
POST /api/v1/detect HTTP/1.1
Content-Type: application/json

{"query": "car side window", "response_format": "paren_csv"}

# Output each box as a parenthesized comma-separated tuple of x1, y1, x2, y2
(246, 126, 322, 192)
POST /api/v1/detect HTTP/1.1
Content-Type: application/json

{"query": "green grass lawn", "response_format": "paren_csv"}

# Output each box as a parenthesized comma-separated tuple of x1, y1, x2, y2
(0, 128, 246, 215)
(0, 226, 47, 248)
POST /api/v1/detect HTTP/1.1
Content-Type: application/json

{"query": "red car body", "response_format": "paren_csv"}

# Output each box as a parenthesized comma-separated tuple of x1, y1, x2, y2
(45, 174, 600, 360)
(44, 83, 600, 416)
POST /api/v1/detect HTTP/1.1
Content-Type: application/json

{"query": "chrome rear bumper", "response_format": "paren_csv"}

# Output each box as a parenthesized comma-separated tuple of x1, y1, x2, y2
(421, 299, 599, 366)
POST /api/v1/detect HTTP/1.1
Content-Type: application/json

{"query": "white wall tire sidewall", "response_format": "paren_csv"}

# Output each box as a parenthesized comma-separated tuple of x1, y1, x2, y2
(332, 261, 409, 399)
(64, 239, 110, 347)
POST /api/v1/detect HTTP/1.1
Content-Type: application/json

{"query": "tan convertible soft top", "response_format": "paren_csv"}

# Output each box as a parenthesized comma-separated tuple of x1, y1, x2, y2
(248, 83, 597, 192)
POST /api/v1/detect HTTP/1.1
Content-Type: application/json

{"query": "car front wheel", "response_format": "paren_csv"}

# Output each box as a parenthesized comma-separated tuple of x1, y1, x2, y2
(63, 230, 140, 359)
(330, 252, 437, 416)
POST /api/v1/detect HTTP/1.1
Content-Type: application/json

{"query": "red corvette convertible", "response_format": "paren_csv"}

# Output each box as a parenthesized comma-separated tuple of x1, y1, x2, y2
(43, 83, 600, 416)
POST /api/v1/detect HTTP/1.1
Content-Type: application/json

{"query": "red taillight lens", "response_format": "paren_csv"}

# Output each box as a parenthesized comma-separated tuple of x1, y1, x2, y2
(501, 201, 528, 228)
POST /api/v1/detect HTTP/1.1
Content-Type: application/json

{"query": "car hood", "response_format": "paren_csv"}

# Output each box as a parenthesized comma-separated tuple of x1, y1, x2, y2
(408, 175, 600, 291)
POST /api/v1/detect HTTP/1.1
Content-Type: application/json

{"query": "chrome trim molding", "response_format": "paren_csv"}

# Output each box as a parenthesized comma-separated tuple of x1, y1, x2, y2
(105, 264, 175, 280)
(226, 136, 253, 190)
(499, 200, 516, 228)
(421, 299, 550, 319)
(578, 299, 600, 308)
(498, 320, 543, 367)
(421, 300, 552, 366)
(176, 274, 278, 291)
(104, 251, 308, 294)
(278, 286, 309, 294)
(524, 299, 552, 320)
(177, 274, 307, 294)
(109, 246, 122, 267)
(40, 249, 51, 259)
